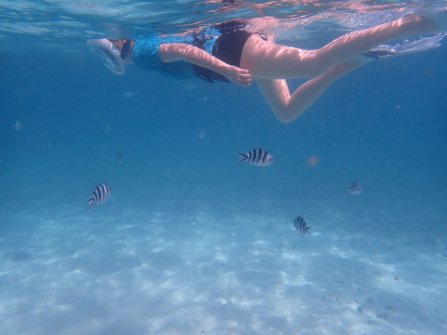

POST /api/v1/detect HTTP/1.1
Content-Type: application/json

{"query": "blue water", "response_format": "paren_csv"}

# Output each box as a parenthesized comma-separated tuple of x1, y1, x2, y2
(1, 1, 447, 334)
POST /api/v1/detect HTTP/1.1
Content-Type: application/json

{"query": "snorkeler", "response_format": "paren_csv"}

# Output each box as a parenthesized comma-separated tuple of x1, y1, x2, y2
(88, 7, 447, 123)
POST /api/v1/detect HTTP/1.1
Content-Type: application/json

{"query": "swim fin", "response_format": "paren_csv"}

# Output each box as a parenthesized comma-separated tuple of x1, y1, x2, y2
(363, 33, 446, 59)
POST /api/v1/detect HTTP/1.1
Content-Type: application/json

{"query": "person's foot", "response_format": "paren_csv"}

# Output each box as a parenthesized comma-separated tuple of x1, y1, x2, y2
(415, 6, 447, 31)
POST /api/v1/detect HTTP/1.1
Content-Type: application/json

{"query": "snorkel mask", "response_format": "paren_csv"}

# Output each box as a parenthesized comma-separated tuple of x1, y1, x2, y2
(87, 38, 129, 75)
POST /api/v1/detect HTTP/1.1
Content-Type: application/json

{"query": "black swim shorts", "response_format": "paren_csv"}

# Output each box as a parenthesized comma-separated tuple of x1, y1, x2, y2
(192, 21, 253, 83)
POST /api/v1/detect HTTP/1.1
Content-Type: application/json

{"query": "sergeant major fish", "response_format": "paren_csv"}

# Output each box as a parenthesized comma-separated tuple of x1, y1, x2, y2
(294, 216, 311, 235)
(347, 179, 361, 195)
(87, 182, 112, 210)
(238, 148, 273, 166)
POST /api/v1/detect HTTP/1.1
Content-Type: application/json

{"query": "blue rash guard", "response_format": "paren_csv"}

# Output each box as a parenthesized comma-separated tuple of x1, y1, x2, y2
(132, 29, 221, 80)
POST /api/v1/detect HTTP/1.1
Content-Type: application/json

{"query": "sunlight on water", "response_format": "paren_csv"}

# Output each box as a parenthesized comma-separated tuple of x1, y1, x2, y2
(1, 0, 441, 50)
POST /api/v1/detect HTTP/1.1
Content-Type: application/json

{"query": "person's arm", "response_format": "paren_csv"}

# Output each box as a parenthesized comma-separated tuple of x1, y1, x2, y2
(158, 43, 252, 86)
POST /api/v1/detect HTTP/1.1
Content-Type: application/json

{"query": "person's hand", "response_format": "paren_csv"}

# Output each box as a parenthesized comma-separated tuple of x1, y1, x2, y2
(225, 65, 253, 87)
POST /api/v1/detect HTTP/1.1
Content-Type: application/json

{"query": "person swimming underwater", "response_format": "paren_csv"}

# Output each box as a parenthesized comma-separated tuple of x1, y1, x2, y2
(88, 7, 447, 123)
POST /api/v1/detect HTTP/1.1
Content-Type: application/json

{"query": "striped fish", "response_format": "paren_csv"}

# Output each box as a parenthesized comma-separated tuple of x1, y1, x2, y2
(87, 182, 112, 210)
(238, 148, 273, 166)
(347, 179, 361, 195)
(294, 216, 311, 235)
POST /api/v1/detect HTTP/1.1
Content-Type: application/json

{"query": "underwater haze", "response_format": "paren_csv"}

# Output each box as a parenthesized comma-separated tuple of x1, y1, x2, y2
(1, 1, 447, 334)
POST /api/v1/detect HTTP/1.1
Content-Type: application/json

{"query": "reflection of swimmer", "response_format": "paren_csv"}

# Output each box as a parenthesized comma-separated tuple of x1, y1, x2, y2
(88, 8, 446, 123)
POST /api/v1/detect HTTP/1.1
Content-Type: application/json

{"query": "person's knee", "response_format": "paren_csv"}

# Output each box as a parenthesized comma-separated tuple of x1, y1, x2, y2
(274, 112, 295, 124)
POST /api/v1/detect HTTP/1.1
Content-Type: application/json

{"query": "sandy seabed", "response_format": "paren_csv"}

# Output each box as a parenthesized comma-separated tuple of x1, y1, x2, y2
(0, 194, 446, 335)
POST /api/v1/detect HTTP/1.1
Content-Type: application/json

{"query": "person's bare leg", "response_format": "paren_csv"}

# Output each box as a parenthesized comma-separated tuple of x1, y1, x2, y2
(256, 57, 372, 123)
(241, 14, 438, 78)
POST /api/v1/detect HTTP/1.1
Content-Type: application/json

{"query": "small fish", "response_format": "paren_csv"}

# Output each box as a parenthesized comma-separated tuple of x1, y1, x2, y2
(197, 129, 206, 140)
(87, 182, 112, 210)
(347, 179, 361, 195)
(13, 120, 23, 132)
(294, 216, 311, 235)
(238, 148, 273, 166)
(122, 90, 136, 99)
(116, 152, 124, 165)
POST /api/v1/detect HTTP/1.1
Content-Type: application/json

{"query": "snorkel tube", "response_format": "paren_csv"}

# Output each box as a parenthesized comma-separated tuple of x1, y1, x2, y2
(87, 38, 127, 75)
